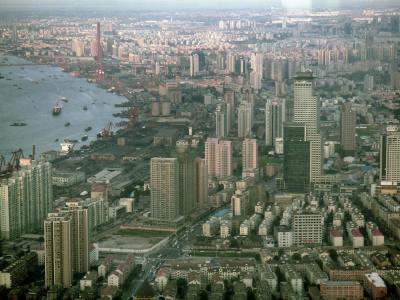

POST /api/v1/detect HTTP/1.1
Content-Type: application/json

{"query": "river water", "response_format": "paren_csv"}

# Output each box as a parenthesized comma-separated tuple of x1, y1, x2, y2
(0, 55, 123, 158)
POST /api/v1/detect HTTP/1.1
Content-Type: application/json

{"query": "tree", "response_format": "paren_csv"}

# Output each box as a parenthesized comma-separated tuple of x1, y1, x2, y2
(176, 278, 188, 299)
(329, 249, 338, 263)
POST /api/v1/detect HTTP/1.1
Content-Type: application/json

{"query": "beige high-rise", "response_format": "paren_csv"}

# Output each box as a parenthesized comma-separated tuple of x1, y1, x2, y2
(150, 158, 180, 223)
(0, 159, 53, 240)
(205, 138, 232, 178)
(242, 138, 258, 171)
(44, 213, 72, 288)
(380, 125, 400, 182)
(61, 202, 89, 274)
(195, 158, 208, 207)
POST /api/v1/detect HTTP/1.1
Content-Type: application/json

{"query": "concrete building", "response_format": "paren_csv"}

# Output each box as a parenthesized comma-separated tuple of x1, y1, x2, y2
(242, 138, 258, 172)
(364, 272, 387, 299)
(293, 71, 322, 183)
(44, 213, 72, 288)
(265, 98, 285, 147)
(320, 281, 363, 300)
(292, 211, 323, 245)
(205, 138, 232, 178)
(380, 125, 400, 182)
(189, 53, 199, 77)
(238, 101, 253, 138)
(0, 159, 53, 240)
(341, 103, 356, 155)
(231, 190, 251, 217)
(277, 226, 293, 247)
(60, 202, 89, 274)
(195, 158, 208, 207)
(215, 103, 231, 138)
(150, 158, 180, 224)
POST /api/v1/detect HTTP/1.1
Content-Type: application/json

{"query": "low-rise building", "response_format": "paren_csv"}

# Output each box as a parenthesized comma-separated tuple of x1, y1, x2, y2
(364, 272, 387, 299)
(320, 281, 363, 300)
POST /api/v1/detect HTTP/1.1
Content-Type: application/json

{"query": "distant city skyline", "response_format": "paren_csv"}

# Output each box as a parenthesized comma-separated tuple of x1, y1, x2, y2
(1, 0, 400, 11)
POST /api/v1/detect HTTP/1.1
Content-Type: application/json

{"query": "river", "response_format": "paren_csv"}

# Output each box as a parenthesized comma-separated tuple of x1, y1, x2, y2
(0, 54, 124, 158)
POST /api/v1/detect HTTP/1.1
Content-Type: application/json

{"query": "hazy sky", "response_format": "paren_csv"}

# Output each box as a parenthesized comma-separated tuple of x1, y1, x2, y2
(0, 0, 399, 10)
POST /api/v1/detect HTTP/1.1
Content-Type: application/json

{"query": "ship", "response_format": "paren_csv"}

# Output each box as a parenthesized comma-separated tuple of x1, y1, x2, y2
(83, 106, 88, 111)
(84, 126, 92, 132)
(52, 103, 62, 115)
(10, 122, 27, 126)
(61, 97, 68, 103)
(81, 135, 88, 141)
(64, 122, 71, 127)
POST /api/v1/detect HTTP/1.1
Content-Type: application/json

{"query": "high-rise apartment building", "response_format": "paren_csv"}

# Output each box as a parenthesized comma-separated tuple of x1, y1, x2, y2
(215, 103, 230, 138)
(0, 159, 53, 240)
(265, 98, 285, 147)
(380, 125, 400, 182)
(44, 213, 72, 288)
(283, 122, 310, 193)
(341, 103, 356, 155)
(176, 142, 197, 216)
(238, 101, 253, 138)
(195, 158, 208, 207)
(224, 91, 235, 130)
(242, 138, 258, 172)
(60, 202, 89, 274)
(189, 53, 199, 77)
(205, 138, 232, 178)
(293, 71, 322, 182)
(150, 158, 180, 223)
(292, 211, 323, 245)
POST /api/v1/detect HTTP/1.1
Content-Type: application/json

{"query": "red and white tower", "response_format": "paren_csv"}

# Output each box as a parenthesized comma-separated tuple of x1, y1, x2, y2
(95, 22, 105, 82)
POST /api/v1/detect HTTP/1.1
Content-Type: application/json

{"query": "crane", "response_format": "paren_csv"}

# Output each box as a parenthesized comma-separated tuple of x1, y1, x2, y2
(0, 149, 24, 178)
(97, 121, 114, 139)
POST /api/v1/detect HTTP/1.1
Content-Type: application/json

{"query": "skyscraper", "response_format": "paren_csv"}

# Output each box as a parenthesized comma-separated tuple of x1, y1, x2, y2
(293, 71, 322, 182)
(205, 138, 232, 178)
(242, 138, 258, 172)
(380, 125, 400, 182)
(44, 213, 72, 288)
(265, 98, 285, 147)
(176, 141, 197, 216)
(0, 159, 53, 240)
(283, 122, 310, 193)
(150, 158, 180, 224)
(195, 158, 208, 207)
(215, 103, 230, 138)
(189, 53, 199, 77)
(238, 101, 253, 138)
(224, 91, 235, 131)
(340, 103, 356, 155)
(60, 202, 89, 274)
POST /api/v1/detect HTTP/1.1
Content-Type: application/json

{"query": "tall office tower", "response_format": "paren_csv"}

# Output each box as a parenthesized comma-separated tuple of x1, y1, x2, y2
(380, 125, 400, 182)
(44, 213, 72, 288)
(0, 159, 53, 240)
(215, 103, 230, 138)
(242, 138, 258, 171)
(150, 158, 180, 223)
(216, 52, 225, 70)
(176, 141, 197, 216)
(60, 202, 89, 274)
(390, 15, 400, 33)
(340, 103, 356, 155)
(224, 91, 235, 129)
(227, 53, 237, 73)
(71, 39, 85, 57)
(283, 122, 310, 193)
(292, 211, 323, 245)
(205, 138, 232, 178)
(195, 158, 208, 207)
(293, 71, 322, 182)
(189, 53, 199, 77)
(12, 24, 17, 44)
(265, 98, 286, 147)
(238, 101, 253, 138)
